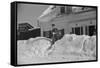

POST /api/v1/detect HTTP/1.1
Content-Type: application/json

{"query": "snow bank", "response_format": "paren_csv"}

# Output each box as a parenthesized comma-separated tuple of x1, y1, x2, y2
(17, 34, 96, 64)
(18, 37, 52, 57)
(51, 34, 96, 57)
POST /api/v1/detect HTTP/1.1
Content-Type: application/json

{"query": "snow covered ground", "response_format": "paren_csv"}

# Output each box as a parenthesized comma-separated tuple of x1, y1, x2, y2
(17, 34, 96, 65)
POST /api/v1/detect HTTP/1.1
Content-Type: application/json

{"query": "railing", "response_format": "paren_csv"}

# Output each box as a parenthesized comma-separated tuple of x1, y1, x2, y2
(56, 8, 96, 18)
(72, 8, 96, 14)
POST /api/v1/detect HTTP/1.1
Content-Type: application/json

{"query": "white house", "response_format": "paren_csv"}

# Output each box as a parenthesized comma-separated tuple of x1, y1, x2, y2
(38, 5, 97, 39)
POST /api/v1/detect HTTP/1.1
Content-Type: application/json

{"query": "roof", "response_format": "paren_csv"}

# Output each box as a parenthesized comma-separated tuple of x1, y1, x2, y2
(17, 23, 34, 32)
(38, 5, 96, 23)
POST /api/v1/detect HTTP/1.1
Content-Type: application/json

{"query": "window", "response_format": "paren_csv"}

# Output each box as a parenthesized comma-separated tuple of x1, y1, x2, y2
(71, 26, 83, 35)
(81, 26, 83, 35)
(75, 27, 80, 35)
(60, 6, 65, 14)
(88, 25, 96, 36)
(66, 6, 72, 14)
(85, 26, 88, 35)
(71, 27, 75, 34)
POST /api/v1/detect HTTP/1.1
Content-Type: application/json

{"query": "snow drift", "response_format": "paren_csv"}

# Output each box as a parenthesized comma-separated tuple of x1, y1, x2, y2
(50, 34, 96, 57)
(17, 34, 96, 64)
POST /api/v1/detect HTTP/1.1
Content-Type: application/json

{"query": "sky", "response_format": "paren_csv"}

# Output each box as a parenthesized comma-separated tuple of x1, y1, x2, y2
(17, 3, 49, 28)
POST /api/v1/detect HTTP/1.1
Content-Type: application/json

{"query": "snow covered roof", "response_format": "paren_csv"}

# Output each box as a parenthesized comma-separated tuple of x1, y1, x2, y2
(38, 5, 59, 22)
(38, 6, 95, 23)
(39, 5, 55, 18)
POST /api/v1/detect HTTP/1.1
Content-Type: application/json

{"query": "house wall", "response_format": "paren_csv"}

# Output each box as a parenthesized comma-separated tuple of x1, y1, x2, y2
(39, 10, 96, 36)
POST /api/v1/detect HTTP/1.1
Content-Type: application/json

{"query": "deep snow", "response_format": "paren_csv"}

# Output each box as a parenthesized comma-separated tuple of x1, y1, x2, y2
(17, 34, 96, 64)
